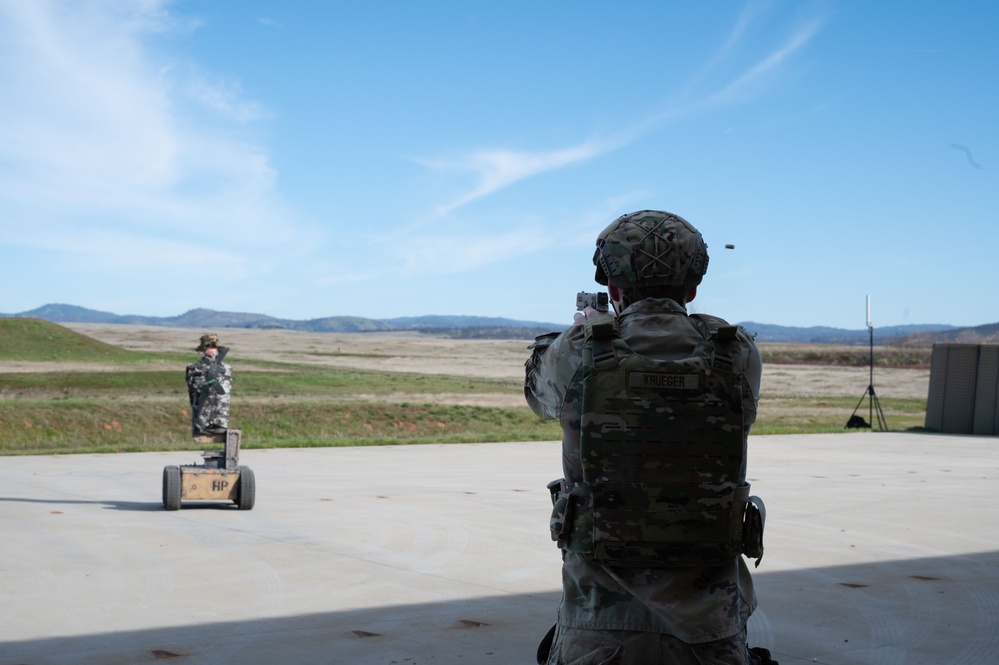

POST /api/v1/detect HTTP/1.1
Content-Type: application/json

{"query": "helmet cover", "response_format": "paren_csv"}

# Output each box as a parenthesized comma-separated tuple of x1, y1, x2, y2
(593, 210, 709, 289)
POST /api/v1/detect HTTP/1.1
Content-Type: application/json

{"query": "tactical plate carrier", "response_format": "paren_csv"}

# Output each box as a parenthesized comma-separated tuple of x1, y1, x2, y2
(549, 315, 764, 567)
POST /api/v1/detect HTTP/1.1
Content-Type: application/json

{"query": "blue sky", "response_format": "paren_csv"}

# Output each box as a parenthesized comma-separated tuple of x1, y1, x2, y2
(1, 1, 996, 330)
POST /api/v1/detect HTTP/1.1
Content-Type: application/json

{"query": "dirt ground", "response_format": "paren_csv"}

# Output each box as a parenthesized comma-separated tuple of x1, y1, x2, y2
(26, 324, 927, 406)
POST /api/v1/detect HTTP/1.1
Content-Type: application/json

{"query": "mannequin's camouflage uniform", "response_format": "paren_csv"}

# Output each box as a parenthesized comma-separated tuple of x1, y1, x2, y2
(186, 334, 232, 435)
(525, 211, 766, 665)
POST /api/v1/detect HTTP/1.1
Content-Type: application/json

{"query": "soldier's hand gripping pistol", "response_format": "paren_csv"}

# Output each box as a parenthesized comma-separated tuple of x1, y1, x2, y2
(576, 291, 609, 313)
(574, 291, 609, 325)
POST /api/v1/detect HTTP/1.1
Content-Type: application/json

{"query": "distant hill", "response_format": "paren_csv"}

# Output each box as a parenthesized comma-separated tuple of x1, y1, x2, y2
(737, 321, 968, 345)
(2, 303, 994, 344)
(2, 304, 564, 340)
(0, 318, 140, 362)
(894, 321, 999, 345)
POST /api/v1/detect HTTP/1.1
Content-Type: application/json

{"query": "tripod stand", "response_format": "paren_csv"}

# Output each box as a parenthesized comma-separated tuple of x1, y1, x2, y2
(847, 322, 887, 430)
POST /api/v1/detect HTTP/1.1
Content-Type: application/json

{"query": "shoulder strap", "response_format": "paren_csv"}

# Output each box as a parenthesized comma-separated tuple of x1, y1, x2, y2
(582, 315, 618, 372)
(690, 314, 741, 375)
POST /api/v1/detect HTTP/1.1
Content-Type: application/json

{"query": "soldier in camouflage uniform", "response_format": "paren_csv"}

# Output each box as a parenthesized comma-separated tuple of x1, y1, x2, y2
(186, 333, 233, 436)
(525, 211, 771, 664)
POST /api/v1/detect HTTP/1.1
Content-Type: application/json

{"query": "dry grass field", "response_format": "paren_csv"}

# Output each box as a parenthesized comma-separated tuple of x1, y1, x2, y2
(59, 323, 931, 405)
(0, 323, 931, 453)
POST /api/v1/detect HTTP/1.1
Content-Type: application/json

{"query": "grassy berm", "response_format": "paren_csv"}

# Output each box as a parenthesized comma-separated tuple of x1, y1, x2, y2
(0, 319, 928, 455)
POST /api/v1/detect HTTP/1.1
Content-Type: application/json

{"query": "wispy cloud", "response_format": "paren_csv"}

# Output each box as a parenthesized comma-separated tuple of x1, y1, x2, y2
(0, 2, 178, 191)
(12, 225, 249, 274)
(426, 139, 620, 215)
(680, 2, 763, 95)
(701, 19, 824, 108)
(0, 0, 300, 254)
(396, 228, 544, 276)
(427, 9, 825, 216)
(313, 215, 549, 287)
(183, 68, 271, 122)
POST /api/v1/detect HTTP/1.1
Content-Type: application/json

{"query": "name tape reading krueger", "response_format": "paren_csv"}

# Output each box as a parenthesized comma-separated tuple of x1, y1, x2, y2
(628, 371, 700, 390)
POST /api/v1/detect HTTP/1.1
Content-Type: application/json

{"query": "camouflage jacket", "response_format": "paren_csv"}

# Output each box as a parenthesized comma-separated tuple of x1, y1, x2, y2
(186, 355, 233, 435)
(525, 297, 762, 643)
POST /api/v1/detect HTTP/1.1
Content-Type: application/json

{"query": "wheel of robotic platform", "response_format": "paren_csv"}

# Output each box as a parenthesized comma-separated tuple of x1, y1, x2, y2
(162, 466, 182, 511)
(237, 466, 255, 510)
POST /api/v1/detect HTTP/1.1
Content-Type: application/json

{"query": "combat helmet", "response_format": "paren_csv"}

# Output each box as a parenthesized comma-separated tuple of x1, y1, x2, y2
(196, 333, 221, 352)
(593, 210, 709, 290)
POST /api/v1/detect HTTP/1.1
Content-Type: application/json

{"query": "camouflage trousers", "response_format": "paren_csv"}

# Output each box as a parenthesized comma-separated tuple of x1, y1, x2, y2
(542, 624, 772, 665)
(191, 394, 230, 436)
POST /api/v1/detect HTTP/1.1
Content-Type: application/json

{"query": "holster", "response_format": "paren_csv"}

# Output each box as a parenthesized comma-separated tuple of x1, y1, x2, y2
(743, 495, 766, 567)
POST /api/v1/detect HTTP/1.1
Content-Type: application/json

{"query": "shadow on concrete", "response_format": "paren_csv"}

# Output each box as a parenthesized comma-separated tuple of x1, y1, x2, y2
(0, 496, 242, 511)
(0, 496, 162, 511)
(0, 589, 560, 665)
(3, 551, 998, 665)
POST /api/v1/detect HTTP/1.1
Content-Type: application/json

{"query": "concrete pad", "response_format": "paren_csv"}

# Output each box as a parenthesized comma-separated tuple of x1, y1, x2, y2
(1, 432, 997, 664)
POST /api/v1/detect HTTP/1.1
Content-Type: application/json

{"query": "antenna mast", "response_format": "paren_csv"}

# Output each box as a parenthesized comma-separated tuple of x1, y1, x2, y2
(847, 295, 888, 430)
